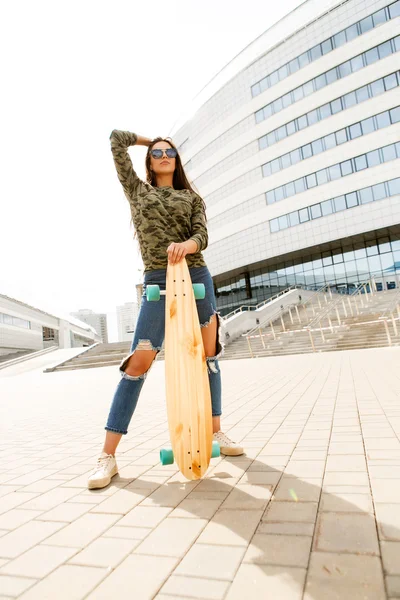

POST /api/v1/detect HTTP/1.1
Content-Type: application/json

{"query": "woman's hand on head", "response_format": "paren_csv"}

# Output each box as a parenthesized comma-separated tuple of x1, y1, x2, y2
(166, 241, 189, 265)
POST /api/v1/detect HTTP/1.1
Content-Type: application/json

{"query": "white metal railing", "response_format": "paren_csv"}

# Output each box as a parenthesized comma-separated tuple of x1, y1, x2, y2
(221, 285, 302, 321)
(378, 286, 400, 344)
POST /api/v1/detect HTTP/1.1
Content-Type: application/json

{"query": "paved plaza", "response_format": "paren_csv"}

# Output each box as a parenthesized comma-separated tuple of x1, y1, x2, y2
(0, 347, 400, 599)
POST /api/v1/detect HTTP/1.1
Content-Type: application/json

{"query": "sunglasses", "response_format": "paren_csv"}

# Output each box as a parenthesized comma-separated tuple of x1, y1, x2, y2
(150, 148, 177, 159)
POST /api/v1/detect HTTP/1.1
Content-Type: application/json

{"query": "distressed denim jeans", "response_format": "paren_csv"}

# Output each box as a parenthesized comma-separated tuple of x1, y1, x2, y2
(105, 265, 224, 435)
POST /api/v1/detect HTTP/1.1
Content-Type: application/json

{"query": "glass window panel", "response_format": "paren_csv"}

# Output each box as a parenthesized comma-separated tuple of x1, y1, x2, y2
(310, 203, 322, 219)
(281, 92, 291, 109)
(263, 163, 272, 177)
(359, 187, 374, 204)
(373, 8, 387, 26)
(324, 133, 336, 150)
(285, 181, 295, 198)
(378, 40, 393, 60)
(354, 154, 368, 171)
(389, 1, 400, 18)
(365, 46, 379, 65)
(368, 254, 382, 272)
(299, 207, 310, 223)
(260, 77, 269, 93)
(394, 35, 400, 52)
(372, 182, 387, 200)
(298, 51, 310, 68)
(321, 38, 333, 54)
(266, 190, 275, 204)
(343, 90, 357, 108)
(315, 73, 326, 90)
(289, 211, 300, 226)
(297, 114, 308, 130)
(339, 60, 352, 78)
(310, 44, 322, 61)
(334, 195, 346, 211)
(275, 186, 285, 202)
(396, 142, 400, 155)
(276, 125, 286, 141)
(345, 23, 359, 41)
(390, 106, 400, 123)
(382, 144, 397, 162)
(360, 15, 374, 33)
(273, 97, 283, 113)
(288, 57, 300, 74)
(356, 85, 369, 103)
(379, 240, 392, 254)
(346, 191, 358, 207)
(278, 64, 288, 80)
(341, 160, 353, 176)
(350, 54, 364, 72)
(349, 122, 362, 139)
(384, 73, 398, 91)
(321, 199, 333, 215)
(388, 178, 400, 195)
(303, 80, 314, 97)
(376, 110, 391, 129)
(259, 136, 268, 150)
(329, 164, 342, 180)
(281, 153, 291, 169)
(290, 148, 301, 164)
(316, 169, 329, 185)
(293, 86, 304, 102)
(326, 68, 338, 84)
(333, 30, 347, 48)
(255, 109, 264, 124)
(302, 143, 312, 159)
(333, 252, 344, 263)
(269, 70, 279, 86)
(312, 138, 324, 155)
(368, 80, 384, 101)
(367, 149, 381, 167)
(308, 109, 318, 125)
(313, 258, 323, 269)
(267, 131, 276, 146)
(278, 214, 289, 229)
(264, 103, 273, 118)
(270, 218, 280, 232)
(294, 178, 306, 194)
(335, 128, 347, 144)
(366, 242, 378, 256)
(306, 173, 317, 188)
(252, 83, 261, 97)
(319, 103, 331, 119)
(286, 120, 296, 135)
(262, 163, 272, 177)
(361, 116, 375, 134)
(331, 98, 342, 114)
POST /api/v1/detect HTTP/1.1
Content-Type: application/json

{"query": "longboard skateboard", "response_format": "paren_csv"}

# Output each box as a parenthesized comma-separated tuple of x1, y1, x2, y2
(146, 258, 220, 480)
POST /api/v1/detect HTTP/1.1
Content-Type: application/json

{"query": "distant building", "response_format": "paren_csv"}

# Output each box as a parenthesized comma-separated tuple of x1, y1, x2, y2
(70, 309, 109, 343)
(117, 302, 139, 342)
(0, 293, 100, 359)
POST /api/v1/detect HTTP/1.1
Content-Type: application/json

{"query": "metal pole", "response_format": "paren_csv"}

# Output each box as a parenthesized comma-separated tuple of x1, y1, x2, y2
(347, 297, 354, 317)
(295, 304, 301, 323)
(308, 329, 316, 352)
(259, 327, 265, 349)
(335, 306, 341, 326)
(342, 299, 347, 318)
(270, 321, 276, 340)
(288, 308, 294, 324)
(391, 313, 398, 337)
(383, 320, 392, 346)
(328, 316, 333, 333)
(280, 315, 286, 332)
(247, 336, 254, 358)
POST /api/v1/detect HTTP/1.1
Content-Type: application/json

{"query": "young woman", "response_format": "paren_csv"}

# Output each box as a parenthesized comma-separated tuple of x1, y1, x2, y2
(88, 130, 244, 490)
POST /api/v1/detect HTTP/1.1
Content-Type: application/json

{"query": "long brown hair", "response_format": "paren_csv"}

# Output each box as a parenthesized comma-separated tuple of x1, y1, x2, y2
(146, 137, 207, 219)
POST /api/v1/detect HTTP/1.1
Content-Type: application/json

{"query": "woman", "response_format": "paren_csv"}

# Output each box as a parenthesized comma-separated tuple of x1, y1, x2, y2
(88, 130, 244, 490)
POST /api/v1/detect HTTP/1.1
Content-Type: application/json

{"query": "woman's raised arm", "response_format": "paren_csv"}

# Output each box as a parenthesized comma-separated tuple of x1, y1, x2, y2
(109, 129, 152, 200)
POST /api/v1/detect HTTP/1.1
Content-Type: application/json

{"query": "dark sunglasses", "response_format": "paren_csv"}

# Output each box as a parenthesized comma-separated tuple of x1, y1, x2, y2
(150, 148, 177, 159)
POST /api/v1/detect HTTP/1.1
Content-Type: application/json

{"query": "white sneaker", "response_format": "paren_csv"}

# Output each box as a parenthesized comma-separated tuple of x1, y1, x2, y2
(88, 452, 118, 490)
(213, 431, 244, 456)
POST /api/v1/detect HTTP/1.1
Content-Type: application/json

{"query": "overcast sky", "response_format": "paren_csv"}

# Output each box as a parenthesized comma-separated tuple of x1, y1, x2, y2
(1, 0, 304, 341)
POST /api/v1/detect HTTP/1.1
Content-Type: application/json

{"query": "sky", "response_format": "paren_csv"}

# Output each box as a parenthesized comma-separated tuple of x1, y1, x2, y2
(1, 0, 304, 341)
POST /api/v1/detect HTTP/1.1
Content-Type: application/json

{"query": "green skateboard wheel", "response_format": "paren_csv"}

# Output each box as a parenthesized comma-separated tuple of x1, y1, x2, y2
(192, 283, 205, 300)
(160, 448, 174, 465)
(211, 440, 220, 458)
(146, 285, 160, 301)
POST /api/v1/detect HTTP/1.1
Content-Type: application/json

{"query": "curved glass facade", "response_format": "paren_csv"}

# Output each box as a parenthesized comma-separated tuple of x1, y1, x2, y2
(172, 0, 400, 315)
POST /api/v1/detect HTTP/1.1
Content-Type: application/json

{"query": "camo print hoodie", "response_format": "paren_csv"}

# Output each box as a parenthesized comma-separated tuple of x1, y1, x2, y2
(110, 130, 208, 272)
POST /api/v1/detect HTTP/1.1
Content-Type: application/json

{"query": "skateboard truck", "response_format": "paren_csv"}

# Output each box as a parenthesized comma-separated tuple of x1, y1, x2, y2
(146, 282, 206, 302)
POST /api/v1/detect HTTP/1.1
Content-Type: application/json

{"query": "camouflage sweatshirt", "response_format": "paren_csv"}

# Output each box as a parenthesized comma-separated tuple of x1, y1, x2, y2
(110, 130, 208, 272)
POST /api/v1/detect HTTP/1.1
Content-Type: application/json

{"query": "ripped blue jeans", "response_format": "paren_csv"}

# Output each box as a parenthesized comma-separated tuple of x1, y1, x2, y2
(105, 265, 224, 435)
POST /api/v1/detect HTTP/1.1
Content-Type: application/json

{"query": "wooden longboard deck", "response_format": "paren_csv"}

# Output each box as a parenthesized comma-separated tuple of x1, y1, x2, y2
(164, 259, 213, 480)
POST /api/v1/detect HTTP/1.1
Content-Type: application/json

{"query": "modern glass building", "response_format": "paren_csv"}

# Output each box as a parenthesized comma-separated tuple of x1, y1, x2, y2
(171, 0, 400, 315)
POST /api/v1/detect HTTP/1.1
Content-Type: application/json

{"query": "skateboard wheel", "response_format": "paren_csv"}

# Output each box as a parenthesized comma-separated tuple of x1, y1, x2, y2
(160, 448, 174, 465)
(146, 285, 160, 301)
(192, 283, 205, 300)
(211, 441, 220, 458)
